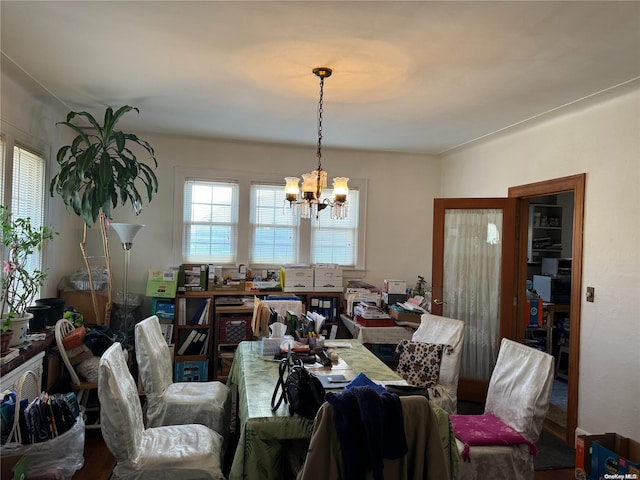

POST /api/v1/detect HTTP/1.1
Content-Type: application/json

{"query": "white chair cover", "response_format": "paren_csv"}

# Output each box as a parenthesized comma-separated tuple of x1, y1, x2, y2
(455, 338, 554, 480)
(410, 313, 465, 413)
(135, 316, 231, 440)
(99, 343, 224, 480)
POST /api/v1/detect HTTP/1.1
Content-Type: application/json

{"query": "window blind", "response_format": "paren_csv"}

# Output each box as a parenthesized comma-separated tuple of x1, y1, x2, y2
(250, 183, 299, 265)
(183, 180, 238, 264)
(311, 189, 359, 266)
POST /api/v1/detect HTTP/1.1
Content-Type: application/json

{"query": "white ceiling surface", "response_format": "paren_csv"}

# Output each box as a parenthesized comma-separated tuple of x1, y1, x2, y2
(1, 1, 639, 155)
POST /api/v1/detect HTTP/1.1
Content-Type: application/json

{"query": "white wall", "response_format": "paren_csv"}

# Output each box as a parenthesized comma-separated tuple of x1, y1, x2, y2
(104, 134, 441, 307)
(440, 84, 640, 441)
(1, 68, 442, 315)
(0, 71, 79, 298)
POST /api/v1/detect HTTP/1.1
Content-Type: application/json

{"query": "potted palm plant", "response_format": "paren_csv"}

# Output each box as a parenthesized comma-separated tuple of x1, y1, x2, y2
(50, 106, 158, 326)
(1, 205, 57, 351)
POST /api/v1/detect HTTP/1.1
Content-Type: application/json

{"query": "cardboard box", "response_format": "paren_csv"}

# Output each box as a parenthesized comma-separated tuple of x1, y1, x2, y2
(576, 433, 640, 480)
(0, 455, 28, 480)
(281, 267, 314, 292)
(354, 315, 394, 327)
(389, 307, 422, 326)
(590, 433, 640, 479)
(314, 266, 344, 292)
(174, 360, 209, 382)
(146, 269, 178, 298)
(383, 279, 407, 294)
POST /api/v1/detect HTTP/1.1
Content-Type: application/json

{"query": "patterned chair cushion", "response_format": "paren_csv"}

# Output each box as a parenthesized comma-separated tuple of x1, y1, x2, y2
(450, 412, 537, 461)
(395, 340, 445, 389)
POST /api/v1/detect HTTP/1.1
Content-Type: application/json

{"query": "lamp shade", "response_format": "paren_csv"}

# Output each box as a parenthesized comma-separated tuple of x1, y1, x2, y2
(111, 223, 144, 244)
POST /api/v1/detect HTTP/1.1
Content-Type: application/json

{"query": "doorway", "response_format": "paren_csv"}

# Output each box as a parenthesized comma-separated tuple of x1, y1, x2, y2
(509, 173, 585, 445)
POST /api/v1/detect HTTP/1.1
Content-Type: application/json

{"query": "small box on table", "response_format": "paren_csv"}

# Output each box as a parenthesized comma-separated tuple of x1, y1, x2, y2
(383, 279, 407, 294)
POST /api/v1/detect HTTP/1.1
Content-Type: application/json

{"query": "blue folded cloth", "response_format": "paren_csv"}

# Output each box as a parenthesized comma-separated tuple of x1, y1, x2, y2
(345, 372, 387, 395)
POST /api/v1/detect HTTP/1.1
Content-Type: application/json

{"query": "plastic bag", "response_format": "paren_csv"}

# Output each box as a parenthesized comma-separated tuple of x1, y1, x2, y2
(1, 412, 85, 478)
(84, 324, 127, 356)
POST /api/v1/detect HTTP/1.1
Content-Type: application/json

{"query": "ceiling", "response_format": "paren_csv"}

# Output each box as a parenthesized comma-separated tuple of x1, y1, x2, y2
(2, 1, 639, 155)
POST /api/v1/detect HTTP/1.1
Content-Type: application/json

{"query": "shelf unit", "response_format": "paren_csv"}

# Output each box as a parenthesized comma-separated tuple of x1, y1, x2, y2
(528, 203, 563, 265)
(214, 303, 254, 381)
(173, 292, 218, 381)
(173, 289, 344, 381)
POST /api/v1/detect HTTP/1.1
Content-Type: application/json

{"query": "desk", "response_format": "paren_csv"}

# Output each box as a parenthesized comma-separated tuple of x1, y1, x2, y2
(227, 340, 459, 480)
(1, 329, 55, 377)
(340, 314, 414, 345)
(544, 303, 570, 354)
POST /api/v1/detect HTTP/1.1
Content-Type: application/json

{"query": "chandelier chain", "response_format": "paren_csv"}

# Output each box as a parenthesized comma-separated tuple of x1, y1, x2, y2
(316, 75, 324, 171)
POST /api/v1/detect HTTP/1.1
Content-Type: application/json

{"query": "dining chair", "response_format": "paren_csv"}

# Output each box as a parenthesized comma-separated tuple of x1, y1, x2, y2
(99, 342, 225, 479)
(450, 338, 554, 480)
(297, 392, 452, 480)
(135, 315, 231, 442)
(55, 318, 100, 429)
(397, 313, 465, 414)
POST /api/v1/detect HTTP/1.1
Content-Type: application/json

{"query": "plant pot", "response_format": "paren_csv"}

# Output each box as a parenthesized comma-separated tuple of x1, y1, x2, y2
(0, 330, 13, 355)
(7, 313, 33, 347)
(27, 305, 51, 332)
(36, 297, 66, 326)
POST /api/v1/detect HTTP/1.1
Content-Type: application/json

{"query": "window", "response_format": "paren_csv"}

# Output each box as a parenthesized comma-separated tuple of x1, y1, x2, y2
(1, 140, 47, 295)
(183, 180, 238, 264)
(250, 184, 299, 265)
(311, 188, 359, 266)
(177, 168, 366, 270)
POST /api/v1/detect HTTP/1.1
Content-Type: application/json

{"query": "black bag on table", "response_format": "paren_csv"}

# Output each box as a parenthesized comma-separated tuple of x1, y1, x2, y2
(271, 357, 325, 420)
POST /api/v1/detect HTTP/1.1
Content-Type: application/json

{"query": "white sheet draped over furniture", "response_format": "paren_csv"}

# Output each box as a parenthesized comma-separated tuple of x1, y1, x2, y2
(99, 343, 224, 480)
(409, 313, 465, 414)
(135, 315, 231, 442)
(452, 338, 554, 480)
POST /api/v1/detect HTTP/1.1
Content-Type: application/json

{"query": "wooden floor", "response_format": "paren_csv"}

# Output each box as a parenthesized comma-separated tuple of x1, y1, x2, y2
(73, 428, 574, 480)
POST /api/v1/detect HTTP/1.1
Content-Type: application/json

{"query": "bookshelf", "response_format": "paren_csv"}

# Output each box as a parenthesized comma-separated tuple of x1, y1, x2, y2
(173, 292, 216, 381)
(173, 289, 344, 381)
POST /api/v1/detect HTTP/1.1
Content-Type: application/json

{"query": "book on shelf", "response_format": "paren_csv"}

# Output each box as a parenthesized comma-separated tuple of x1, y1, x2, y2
(188, 298, 210, 325)
(177, 329, 198, 355)
(199, 331, 209, 355)
(160, 323, 174, 345)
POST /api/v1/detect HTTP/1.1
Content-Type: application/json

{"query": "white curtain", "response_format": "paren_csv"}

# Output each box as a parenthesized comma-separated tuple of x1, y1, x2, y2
(443, 209, 503, 381)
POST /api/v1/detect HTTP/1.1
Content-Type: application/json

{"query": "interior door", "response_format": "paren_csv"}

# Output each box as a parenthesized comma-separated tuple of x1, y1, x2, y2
(432, 198, 518, 402)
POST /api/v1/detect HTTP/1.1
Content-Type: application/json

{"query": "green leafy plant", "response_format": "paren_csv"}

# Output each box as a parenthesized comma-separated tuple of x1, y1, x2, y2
(1, 205, 57, 332)
(50, 106, 158, 324)
(51, 106, 158, 225)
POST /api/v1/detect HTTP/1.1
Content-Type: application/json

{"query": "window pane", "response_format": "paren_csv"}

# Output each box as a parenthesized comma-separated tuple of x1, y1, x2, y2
(183, 180, 238, 264)
(250, 184, 298, 265)
(311, 189, 359, 266)
(8, 146, 46, 298)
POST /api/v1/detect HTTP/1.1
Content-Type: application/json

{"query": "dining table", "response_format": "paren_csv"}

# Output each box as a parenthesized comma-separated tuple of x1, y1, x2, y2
(226, 339, 460, 480)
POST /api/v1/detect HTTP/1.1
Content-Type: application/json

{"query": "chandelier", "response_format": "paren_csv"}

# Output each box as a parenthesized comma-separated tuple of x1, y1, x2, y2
(284, 67, 349, 220)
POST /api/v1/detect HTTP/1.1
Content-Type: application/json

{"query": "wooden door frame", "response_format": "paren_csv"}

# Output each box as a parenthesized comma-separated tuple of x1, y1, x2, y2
(432, 197, 518, 402)
(508, 173, 585, 445)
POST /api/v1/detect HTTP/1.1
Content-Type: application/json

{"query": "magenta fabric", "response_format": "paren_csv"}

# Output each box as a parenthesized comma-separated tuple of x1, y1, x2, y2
(450, 412, 538, 461)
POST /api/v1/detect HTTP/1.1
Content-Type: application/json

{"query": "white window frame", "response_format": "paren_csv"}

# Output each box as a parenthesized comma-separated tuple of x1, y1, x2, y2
(0, 131, 50, 302)
(174, 167, 367, 270)
(182, 179, 239, 265)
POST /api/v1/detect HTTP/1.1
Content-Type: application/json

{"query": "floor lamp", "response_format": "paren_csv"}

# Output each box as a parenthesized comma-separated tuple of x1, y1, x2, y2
(110, 223, 144, 341)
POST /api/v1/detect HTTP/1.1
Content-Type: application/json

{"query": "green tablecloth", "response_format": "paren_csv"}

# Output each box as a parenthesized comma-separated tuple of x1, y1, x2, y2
(227, 340, 459, 480)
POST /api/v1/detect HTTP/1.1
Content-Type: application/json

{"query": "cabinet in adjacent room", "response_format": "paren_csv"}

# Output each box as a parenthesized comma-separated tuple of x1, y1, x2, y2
(527, 203, 563, 265)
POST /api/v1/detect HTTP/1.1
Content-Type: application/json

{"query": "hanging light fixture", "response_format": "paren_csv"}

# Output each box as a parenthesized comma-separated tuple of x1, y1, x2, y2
(285, 67, 349, 220)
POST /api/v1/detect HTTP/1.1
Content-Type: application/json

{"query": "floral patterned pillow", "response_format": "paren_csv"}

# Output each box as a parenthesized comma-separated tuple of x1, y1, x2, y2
(395, 340, 445, 388)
